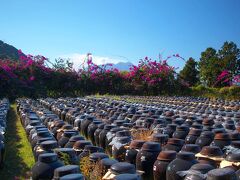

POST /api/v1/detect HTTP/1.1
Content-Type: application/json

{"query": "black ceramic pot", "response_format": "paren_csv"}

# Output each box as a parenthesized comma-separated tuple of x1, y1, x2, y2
(64, 135, 85, 148)
(59, 173, 84, 180)
(80, 116, 94, 138)
(78, 145, 104, 159)
(112, 136, 131, 162)
(125, 140, 146, 165)
(94, 124, 105, 146)
(207, 167, 238, 180)
(53, 165, 80, 180)
(136, 142, 161, 180)
(99, 158, 119, 175)
(58, 130, 79, 148)
(166, 152, 198, 180)
(195, 131, 214, 148)
(153, 150, 177, 180)
(162, 138, 185, 152)
(32, 153, 64, 180)
(87, 120, 102, 145)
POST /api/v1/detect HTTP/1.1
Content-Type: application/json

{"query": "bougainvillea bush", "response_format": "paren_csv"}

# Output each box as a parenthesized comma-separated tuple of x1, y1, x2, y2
(2, 49, 237, 99)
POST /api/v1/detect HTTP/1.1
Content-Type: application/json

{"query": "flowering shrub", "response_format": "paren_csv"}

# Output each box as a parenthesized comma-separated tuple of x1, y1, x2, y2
(126, 56, 177, 94)
(216, 69, 240, 86)
(0, 50, 202, 99)
(0, 50, 52, 98)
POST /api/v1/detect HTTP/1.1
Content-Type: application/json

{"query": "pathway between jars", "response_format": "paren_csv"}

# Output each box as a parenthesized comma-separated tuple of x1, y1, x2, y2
(0, 104, 35, 179)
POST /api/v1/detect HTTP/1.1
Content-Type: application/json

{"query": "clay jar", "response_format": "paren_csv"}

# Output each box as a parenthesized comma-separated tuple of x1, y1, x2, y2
(172, 125, 189, 139)
(73, 115, 86, 131)
(136, 141, 161, 180)
(31, 130, 53, 148)
(184, 163, 214, 180)
(181, 144, 201, 154)
(103, 162, 137, 179)
(34, 140, 58, 161)
(113, 174, 141, 180)
(89, 152, 109, 163)
(211, 133, 231, 150)
(195, 131, 214, 148)
(26, 121, 42, 135)
(60, 173, 84, 180)
(153, 150, 177, 180)
(185, 128, 202, 144)
(99, 158, 119, 175)
(164, 124, 177, 137)
(56, 125, 74, 141)
(58, 130, 79, 148)
(80, 116, 94, 138)
(53, 165, 80, 180)
(60, 108, 69, 121)
(230, 132, 240, 141)
(196, 146, 223, 168)
(166, 152, 198, 180)
(32, 153, 64, 180)
(152, 133, 169, 146)
(33, 137, 55, 152)
(112, 136, 131, 162)
(64, 135, 85, 148)
(29, 125, 47, 141)
(94, 124, 105, 146)
(87, 120, 102, 145)
(50, 121, 65, 137)
(99, 125, 116, 149)
(207, 167, 238, 180)
(73, 140, 92, 156)
(78, 145, 104, 159)
(110, 162, 136, 175)
(105, 127, 125, 155)
(125, 140, 146, 165)
(0, 141, 4, 167)
(162, 138, 185, 152)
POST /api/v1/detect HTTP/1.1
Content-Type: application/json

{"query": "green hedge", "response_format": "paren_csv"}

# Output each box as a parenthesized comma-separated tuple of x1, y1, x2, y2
(191, 85, 240, 100)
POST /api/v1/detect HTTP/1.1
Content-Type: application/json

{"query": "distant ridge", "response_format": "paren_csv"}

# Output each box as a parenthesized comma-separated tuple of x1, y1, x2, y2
(111, 61, 133, 71)
(0, 40, 21, 60)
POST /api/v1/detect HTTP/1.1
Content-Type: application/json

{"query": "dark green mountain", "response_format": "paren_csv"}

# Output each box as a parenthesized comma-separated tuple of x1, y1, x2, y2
(0, 40, 20, 60)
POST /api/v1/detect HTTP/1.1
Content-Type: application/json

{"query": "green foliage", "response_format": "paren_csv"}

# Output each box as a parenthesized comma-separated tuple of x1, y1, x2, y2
(218, 41, 240, 75)
(224, 86, 240, 99)
(179, 57, 199, 86)
(52, 58, 73, 71)
(191, 85, 240, 100)
(57, 152, 72, 165)
(199, 47, 220, 87)
(199, 41, 240, 87)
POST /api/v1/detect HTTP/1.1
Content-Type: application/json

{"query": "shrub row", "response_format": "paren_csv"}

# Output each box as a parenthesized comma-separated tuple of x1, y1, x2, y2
(191, 85, 240, 100)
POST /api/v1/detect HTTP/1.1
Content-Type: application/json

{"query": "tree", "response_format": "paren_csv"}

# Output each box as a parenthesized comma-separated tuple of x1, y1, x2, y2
(179, 57, 199, 86)
(52, 58, 73, 71)
(199, 41, 240, 87)
(218, 41, 240, 84)
(199, 48, 220, 87)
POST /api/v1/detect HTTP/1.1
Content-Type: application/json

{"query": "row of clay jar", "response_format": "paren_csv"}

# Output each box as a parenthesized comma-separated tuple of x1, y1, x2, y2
(0, 98, 9, 168)
(38, 97, 240, 180)
(16, 99, 143, 180)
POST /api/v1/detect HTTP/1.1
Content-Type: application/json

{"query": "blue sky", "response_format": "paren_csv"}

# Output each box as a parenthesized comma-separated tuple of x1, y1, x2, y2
(0, 0, 240, 69)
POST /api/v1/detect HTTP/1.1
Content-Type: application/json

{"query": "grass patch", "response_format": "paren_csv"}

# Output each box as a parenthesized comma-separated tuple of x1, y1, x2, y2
(0, 104, 35, 179)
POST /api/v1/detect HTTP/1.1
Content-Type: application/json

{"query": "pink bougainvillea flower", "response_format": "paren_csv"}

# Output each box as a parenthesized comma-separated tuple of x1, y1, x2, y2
(29, 76, 35, 81)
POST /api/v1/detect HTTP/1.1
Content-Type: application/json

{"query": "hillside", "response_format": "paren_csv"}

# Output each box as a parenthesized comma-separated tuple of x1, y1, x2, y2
(112, 62, 133, 71)
(0, 40, 20, 60)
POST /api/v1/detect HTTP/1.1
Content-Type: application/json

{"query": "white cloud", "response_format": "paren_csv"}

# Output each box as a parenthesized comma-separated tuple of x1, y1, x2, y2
(59, 53, 127, 70)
